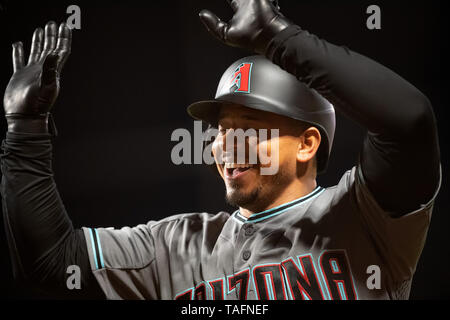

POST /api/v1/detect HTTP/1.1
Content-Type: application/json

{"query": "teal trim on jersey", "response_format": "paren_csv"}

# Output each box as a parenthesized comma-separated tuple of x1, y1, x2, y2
(88, 228, 99, 270)
(233, 186, 324, 223)
(239, 198, 316, 223)
(95, 228, 105, 269)
(253, 186, 323, 217)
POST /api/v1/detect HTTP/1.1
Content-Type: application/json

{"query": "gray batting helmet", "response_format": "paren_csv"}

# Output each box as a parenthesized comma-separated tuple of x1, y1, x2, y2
(187, 55, 335, 174)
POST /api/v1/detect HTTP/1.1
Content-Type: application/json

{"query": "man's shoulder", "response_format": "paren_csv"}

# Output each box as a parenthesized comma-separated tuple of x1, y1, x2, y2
(322, 167, 356, 199)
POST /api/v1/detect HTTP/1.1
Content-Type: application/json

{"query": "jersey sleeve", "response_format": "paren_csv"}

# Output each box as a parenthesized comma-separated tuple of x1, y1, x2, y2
(82, 223, 159, 299)
(351, 163, 442, 281)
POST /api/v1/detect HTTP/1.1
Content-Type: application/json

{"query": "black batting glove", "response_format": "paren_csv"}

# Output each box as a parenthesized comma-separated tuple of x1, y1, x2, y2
(3, 21, 72, 133)
(199, 0, 292, 54)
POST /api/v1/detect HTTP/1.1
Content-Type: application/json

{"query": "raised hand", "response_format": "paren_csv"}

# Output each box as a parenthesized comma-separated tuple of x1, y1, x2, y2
(3, 21, 72, 133)
(199, 0, 291, 54)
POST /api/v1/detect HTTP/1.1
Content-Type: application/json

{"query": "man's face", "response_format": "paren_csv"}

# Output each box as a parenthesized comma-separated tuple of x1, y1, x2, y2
(212, 104, 310, 212)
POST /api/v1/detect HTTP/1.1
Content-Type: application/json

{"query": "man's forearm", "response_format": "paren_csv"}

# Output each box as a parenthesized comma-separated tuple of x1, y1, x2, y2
(266, 25, 432, 135)
(1, 132, 102, 297)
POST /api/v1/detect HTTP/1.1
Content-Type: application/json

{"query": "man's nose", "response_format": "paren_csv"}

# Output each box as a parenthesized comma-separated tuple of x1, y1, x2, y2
(221, 129, 248, 152)
(222, 129, 258, 164)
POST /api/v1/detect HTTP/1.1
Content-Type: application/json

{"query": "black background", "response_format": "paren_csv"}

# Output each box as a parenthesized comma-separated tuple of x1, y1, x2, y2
(0, 0, 447, 300)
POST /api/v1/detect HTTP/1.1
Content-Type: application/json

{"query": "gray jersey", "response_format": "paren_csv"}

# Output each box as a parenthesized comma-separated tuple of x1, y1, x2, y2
(82, 165, 440, 300)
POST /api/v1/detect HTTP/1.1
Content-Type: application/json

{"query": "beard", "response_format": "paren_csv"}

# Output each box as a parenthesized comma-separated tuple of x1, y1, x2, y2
(224, 165, 292, 211)
(225, 181, 262, 208)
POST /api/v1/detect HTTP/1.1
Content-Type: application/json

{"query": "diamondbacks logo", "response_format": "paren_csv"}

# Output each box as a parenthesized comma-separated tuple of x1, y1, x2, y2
(230, 63, 253, 93)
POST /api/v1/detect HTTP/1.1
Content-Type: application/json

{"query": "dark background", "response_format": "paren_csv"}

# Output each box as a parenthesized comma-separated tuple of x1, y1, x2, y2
(0, 0, 447, 299)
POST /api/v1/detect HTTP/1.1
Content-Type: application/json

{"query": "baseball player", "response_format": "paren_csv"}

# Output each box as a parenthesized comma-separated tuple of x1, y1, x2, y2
(1, 0, 441, 300)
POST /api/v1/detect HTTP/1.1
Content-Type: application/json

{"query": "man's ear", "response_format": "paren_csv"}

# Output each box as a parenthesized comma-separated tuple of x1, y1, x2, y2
(297, 127, 321, 164)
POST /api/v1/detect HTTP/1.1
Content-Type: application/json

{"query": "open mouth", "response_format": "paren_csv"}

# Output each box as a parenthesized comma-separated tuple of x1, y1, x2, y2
(224, 163, 255, 179)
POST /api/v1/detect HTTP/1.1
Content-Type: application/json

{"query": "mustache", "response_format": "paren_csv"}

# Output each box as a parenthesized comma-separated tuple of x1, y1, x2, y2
(219, 150, 259, 165)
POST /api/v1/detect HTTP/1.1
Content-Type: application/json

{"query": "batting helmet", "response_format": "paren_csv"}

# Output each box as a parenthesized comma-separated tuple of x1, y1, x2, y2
(187, 55, 335, 174)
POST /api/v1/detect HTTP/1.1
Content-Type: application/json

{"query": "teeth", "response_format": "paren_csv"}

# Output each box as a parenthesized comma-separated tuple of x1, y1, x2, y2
(224, 163, 254, 169)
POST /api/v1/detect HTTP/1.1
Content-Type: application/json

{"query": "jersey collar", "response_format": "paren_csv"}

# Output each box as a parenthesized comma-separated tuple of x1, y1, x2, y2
(233, 186, 324, 224)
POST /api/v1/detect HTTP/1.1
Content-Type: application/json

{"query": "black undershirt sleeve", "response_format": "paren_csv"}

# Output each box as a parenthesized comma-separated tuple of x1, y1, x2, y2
(1, 132, 104, 299)
(266, 25, 440, 216)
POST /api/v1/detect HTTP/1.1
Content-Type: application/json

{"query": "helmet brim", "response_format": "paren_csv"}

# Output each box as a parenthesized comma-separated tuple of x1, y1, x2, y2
(187, 100, 226, 127)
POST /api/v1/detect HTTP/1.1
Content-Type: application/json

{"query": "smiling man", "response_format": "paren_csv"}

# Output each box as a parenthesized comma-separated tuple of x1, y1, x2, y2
(188, 56, 334, 217)
(1, 0, 441, 300)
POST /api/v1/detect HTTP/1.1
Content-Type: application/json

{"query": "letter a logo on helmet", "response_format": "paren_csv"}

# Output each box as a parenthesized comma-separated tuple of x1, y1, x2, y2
(229, 63, 253, 93)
